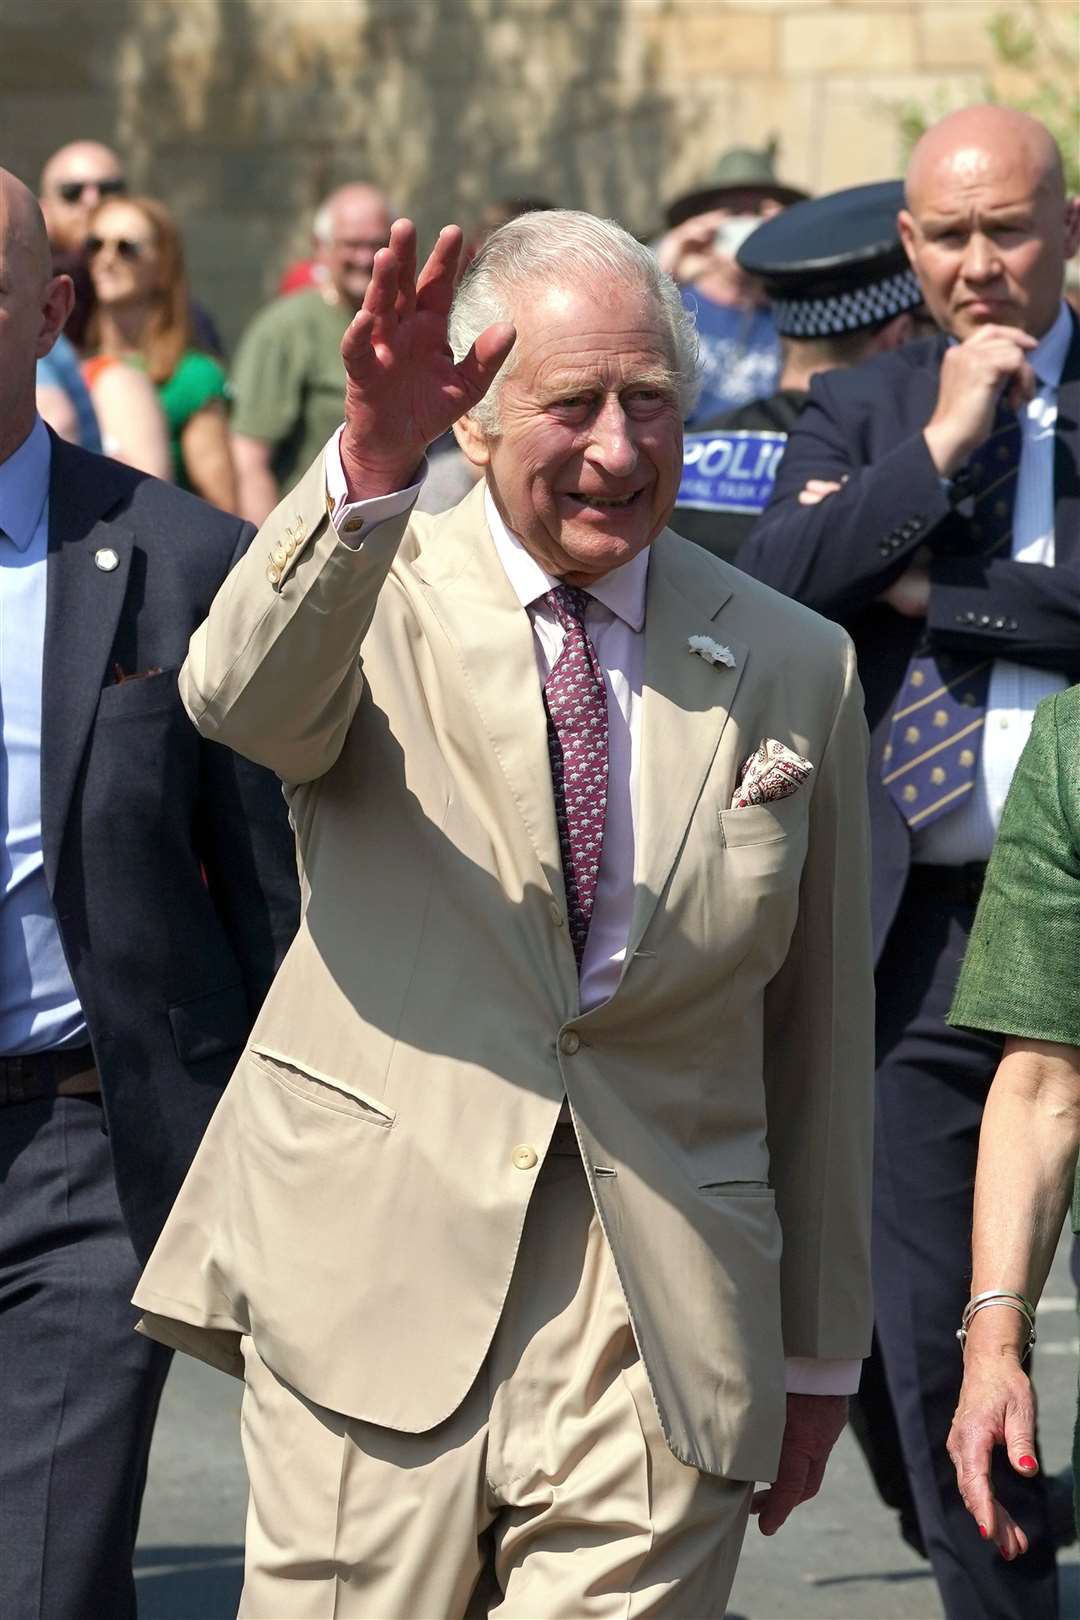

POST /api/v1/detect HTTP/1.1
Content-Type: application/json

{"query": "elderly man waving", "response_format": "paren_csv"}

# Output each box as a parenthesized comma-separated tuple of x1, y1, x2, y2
(135, 211, 874, 1619)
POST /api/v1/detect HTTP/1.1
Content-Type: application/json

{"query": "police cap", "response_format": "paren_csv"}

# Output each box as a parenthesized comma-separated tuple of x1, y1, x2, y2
(736, 179, 925, 338)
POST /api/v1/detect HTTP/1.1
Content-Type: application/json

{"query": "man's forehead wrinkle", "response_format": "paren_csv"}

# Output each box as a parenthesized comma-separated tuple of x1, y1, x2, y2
(921, 189, 1036, 223)
(519, 322, 674, 373)
(529, 347, 676, 395)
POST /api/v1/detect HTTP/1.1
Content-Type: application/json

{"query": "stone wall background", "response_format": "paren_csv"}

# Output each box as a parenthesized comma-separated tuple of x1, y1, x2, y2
(2, 0, 1076, 346)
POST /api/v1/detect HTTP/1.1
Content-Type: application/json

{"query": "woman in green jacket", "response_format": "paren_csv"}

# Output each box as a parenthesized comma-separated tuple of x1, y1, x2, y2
(948, 686, 1080, 1557)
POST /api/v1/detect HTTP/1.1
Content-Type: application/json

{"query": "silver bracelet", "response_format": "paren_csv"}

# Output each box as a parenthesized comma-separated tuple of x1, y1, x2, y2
(956, 1290, 1037, 1361)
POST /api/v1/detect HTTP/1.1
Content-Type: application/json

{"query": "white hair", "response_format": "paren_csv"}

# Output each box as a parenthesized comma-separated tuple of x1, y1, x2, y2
(448, 209, 700, 432)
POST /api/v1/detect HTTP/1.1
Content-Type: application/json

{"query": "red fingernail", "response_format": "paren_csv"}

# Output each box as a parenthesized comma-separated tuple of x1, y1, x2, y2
(1018, 1455, 1037, 1470)
(978, 1524, 988, 1538)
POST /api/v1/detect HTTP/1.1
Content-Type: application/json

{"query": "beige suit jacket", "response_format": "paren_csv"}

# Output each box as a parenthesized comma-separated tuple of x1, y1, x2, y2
(134, 461, 875, 1482)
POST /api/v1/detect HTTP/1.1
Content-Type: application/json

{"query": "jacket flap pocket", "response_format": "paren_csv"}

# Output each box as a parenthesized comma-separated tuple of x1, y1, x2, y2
(717, 790, 809, 849)
(249, 1044, 396, 1126)
(169, 982, 250, 1065)
(699, 1179, 774, 1199)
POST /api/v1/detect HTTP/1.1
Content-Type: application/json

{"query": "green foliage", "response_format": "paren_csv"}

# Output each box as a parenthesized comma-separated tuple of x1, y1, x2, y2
(895, 3, 1080, 192)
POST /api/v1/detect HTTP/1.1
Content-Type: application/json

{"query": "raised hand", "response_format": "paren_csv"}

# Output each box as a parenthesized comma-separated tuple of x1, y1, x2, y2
(339, 219, 516, 500)
(923, 323, 1037, 479)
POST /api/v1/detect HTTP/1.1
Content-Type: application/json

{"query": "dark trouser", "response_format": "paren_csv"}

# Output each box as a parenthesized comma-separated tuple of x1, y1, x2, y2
(0, 1095, 171, 1620)
(872, 876, 1058, 1620)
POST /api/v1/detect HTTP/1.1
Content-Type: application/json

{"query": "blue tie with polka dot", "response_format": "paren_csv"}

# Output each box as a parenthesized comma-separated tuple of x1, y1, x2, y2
(882, 406, 1021, 830)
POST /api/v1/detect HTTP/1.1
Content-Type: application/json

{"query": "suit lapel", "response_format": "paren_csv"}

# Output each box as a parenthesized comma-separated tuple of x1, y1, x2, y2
(1053, 310, 1080, 566)
(41, 437, 134, 891)
(413, 484, 564, 900)
(626, 532, 746, 961)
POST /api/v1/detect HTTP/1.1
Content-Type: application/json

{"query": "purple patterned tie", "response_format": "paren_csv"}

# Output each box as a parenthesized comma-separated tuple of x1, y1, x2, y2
(542, 586, 609, 968)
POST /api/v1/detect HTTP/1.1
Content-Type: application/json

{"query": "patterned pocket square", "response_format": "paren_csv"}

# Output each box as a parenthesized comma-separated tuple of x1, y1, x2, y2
(730, 738, 813, 809)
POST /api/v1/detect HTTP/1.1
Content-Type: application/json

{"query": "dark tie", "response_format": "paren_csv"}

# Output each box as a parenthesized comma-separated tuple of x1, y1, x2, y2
(882, 408, 1022, 830)
(542, 586, 609, 968)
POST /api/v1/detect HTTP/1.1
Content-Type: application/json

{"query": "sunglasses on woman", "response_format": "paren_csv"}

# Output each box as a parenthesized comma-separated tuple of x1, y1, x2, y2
(86, 234, 150, 261)
(56, 178, 127, 204)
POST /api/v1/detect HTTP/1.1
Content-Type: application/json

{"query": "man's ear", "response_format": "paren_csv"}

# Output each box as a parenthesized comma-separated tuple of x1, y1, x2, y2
(1063, 197, 1080, 260)
(873, 311, 915, 354)
(453, 411, 492, 469)
(36, 273, 75, 360)
(897, 209, 918, 272)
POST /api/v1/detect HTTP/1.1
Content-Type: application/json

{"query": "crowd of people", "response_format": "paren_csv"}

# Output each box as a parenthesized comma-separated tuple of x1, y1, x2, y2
(1, 101, 1078, 1620)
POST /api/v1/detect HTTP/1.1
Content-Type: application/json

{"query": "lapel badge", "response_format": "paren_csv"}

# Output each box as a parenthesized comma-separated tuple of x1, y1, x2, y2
(94, 547, 120, 573)
(687, 634, 736, 669)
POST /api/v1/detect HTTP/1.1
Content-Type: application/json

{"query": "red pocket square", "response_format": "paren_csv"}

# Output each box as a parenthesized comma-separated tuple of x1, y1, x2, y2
(731, 738, 813, 809)
(112, 663, 164, 685)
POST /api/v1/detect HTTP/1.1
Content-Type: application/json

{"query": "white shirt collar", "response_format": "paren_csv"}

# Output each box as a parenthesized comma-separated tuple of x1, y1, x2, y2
(1030, 300, 1073, 389)
(483, 486, 649, 633)
(0, 417, 51, 552)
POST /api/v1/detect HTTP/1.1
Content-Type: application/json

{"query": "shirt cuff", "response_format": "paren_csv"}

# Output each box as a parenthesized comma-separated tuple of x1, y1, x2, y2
(323, 426, 426, 547)
(784, 1357, 862, 1396)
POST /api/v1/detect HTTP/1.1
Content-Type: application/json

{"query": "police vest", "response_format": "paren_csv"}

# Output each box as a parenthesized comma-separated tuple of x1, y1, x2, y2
(677, 429, 788, 517)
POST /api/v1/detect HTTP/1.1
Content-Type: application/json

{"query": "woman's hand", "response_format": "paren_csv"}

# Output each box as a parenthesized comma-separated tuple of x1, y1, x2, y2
(947, 1339, 1040, 1562)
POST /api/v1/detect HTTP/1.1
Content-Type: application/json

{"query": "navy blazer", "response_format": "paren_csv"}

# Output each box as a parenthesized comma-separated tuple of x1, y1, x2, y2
(43, 436, 299, 1259)
(738, 313, 1080, 958)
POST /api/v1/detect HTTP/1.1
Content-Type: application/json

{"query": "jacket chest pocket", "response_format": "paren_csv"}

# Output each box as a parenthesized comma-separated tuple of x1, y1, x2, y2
(716, 792, 810, 894)
(717, 788, 809, 849)
(95, 668, 181, 722)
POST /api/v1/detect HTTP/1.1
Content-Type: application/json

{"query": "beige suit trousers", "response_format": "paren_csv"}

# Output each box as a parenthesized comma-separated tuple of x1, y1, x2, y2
(238, 1129, 752, 1619)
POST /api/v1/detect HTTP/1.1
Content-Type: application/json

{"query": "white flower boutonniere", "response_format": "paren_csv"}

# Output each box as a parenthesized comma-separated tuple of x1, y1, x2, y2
(688, 634, 736, 669)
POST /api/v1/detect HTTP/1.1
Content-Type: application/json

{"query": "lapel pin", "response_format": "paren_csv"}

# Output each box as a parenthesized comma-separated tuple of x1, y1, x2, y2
(688, 634, 736, 668)
(94, 547, 120, 573)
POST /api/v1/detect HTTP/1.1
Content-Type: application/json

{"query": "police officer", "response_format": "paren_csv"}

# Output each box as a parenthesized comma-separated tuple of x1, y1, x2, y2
(673, 180, 931, 562)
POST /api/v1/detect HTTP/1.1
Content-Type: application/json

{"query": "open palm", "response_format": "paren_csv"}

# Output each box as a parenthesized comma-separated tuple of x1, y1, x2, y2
(339, 219, 515, 497)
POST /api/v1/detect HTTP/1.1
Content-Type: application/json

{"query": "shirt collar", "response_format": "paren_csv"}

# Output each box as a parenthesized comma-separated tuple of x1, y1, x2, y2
(1030, 300, 1073, 388)
(0, 417, 51, 552)
(483, 486, 649, 632)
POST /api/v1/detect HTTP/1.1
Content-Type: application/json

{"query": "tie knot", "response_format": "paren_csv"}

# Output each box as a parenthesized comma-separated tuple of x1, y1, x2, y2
(545, 584, 590, 630)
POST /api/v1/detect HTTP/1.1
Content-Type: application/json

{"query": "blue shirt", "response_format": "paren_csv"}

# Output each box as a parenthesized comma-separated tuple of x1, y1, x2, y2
(0, 418, 87, 1053)
(681, 287, 781, 426)
(36, 334, 103, 455)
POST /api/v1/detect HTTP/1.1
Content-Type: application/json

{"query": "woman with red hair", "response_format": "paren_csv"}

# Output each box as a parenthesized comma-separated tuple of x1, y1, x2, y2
(84, 194, 237, 509)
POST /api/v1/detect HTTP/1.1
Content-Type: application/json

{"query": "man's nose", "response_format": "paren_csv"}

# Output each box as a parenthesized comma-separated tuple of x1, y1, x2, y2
(587, 398, 638, 476)
(962, 232, 1000, 281)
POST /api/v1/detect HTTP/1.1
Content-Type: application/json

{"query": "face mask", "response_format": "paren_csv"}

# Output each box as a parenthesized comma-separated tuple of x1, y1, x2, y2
(713, 215, 762, 256)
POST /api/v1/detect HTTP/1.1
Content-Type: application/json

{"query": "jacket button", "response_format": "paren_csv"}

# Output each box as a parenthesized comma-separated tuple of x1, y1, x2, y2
(549, 902, 564, 927)
(978, 614, 991, 627)
(559, 1030, 581, 1055)
(512, 1144, 538, 1171)
(1006, 618, 1018, 631)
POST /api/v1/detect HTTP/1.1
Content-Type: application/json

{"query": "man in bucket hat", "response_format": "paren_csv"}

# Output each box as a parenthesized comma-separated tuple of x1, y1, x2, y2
(657, 142, 808, 425)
